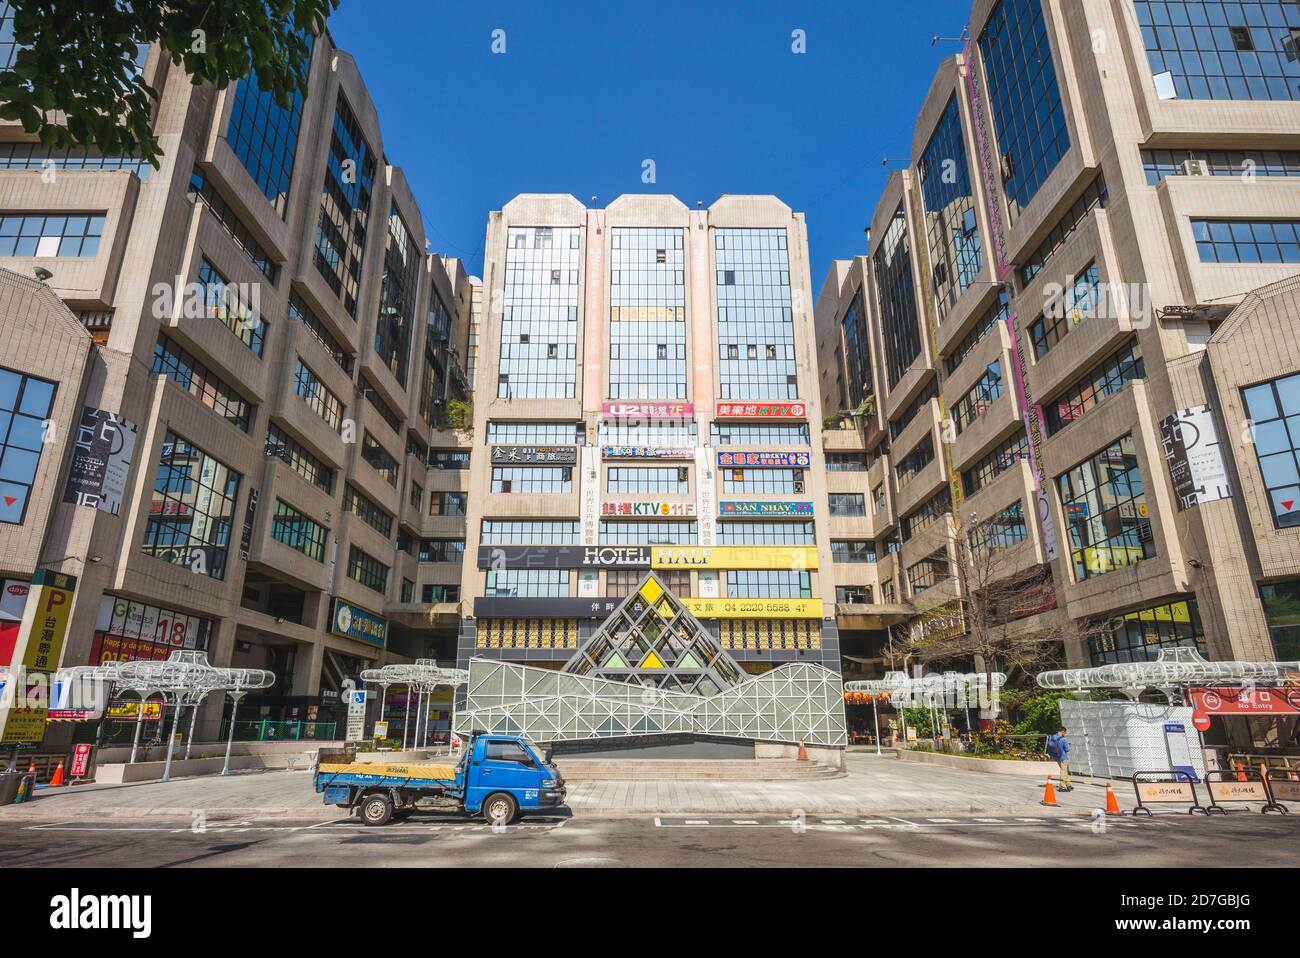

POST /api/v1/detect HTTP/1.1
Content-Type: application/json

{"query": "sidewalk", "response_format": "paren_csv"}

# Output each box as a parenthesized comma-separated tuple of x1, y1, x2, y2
(4, 753, 1288, 820)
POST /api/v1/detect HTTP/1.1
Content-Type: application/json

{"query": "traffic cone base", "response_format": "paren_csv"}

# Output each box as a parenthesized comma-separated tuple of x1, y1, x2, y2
(49, 759, 65, 787)
(1105, 782, 1123, 816)
(1235, 761, 1247, 783)
(1040, 774, 1058, 807)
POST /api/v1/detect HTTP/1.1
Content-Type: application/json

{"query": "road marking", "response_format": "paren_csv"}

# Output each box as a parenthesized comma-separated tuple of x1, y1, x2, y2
(821, 819, 846, 825)
(732, 819, 759, 825)
(684, 819, 710, 825)
(926, 818, 958, 823)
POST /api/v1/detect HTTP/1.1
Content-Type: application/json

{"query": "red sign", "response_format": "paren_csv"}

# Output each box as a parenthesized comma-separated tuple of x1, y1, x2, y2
(1189, 687, 1300, 716)
(1192, 711, 1212, 732)
(70, 743, 92, 778)
(89, 631, 177, 666)
(714, 401, 807, 419)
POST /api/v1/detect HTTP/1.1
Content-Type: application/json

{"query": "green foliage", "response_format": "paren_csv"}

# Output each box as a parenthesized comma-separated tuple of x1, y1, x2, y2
(443, 400, 473, 431)
(901, 707, 934, 737)
(1009, 691, 1076, 735)
(0, 0, 338, 167)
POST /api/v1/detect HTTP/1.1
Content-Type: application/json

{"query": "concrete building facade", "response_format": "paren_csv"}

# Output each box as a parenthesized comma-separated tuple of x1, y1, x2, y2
(0, 29, 473, 742)
(815, 0, 1300, 700)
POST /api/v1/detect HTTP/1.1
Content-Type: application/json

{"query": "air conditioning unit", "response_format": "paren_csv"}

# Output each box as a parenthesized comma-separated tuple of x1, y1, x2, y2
(1180, 158, 1210, 177)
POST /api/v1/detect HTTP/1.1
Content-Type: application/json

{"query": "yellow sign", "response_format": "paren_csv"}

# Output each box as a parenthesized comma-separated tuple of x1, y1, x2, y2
(107, 702, 164, 721)
(1, 570, 77, 744)
(651, 546, 819, 571)
(680, 597, 824, 619)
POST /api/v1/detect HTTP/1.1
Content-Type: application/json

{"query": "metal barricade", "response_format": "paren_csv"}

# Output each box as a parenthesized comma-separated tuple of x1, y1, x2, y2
(1203, 768, 1288, 815)
(1131, 770, 1208, 816)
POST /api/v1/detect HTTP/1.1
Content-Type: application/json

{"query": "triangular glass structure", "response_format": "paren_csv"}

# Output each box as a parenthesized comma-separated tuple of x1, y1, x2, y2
(562, 572, 745, 695)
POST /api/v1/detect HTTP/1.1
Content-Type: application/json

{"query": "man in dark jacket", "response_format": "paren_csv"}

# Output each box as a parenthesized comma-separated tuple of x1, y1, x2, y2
(1046, 726, 1072, 791)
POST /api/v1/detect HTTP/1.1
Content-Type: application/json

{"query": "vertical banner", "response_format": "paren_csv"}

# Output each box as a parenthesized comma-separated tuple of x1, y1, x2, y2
(0, 569, 77, 744)
(696, 446, 716, 546)
(62, 407, 137, 515)
(1160, 405, 1232, 510)
(239, 488, 259, 561)
(580, 445, 600, 546)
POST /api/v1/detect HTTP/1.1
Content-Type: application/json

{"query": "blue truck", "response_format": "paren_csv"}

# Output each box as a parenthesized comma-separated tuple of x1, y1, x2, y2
(313, 731, 566, 826)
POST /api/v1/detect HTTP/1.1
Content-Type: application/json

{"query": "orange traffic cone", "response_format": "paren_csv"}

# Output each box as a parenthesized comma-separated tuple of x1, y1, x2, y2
(48, 760, 65, 787)
(1105, 782, 1123, 816)
(1235, 761, 1247, 782)
(1288, 770, 1298, 782)
(25, 760, 35, 777)
(1040, 774, 1058, 807)
(796, 740, 809, 762)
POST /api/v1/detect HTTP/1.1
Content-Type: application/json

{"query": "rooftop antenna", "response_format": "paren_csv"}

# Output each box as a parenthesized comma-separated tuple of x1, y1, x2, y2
(931, 27, 970, 46)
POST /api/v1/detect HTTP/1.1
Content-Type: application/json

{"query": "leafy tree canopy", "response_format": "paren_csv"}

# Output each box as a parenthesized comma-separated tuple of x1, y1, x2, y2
(0, 0, 339, 168)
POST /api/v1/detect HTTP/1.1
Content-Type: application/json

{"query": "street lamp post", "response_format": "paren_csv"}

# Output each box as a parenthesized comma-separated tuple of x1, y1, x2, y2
(221, 690, 248, 776)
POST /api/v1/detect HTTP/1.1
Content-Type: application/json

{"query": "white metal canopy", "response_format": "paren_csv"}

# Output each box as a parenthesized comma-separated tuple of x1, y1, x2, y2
(1035, 647, 1300, 692)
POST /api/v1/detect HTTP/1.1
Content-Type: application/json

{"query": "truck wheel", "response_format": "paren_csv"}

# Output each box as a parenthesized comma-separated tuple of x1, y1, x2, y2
(360, 793, 394, 826)
(482, 792, 518, 826)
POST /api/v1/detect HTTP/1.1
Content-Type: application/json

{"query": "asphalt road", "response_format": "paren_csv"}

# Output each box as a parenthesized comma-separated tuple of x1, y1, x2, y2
(2, 810, 1297, 867)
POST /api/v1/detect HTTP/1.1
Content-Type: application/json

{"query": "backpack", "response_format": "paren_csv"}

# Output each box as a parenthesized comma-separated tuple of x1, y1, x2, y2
(1046, 734, 1062, 760)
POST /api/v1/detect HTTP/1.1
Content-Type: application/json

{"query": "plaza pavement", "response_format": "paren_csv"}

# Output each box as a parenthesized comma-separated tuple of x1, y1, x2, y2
(2, 751, 1290, 821)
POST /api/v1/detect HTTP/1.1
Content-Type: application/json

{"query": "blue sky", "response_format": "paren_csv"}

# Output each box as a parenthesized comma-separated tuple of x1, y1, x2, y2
(329, 0, 973, 284)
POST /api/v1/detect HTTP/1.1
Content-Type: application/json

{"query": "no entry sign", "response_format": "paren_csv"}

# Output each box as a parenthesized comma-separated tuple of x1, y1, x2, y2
(1192, 711, 1211, 732)
(1189, 686, 1300, 716)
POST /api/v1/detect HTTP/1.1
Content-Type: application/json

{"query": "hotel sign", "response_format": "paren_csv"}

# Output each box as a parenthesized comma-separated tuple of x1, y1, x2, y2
(651, 546, 818, 571)
(717, 451, 811, 468)
(474, 597, 623, 619)
(602, 402, 694, 419)
(490, 445, 577, 465)
(601, 501, 695, 517)
(603, 446, 696, 460)
(681, 597, 823, 619)
(720, 501, 814, 517)
(714, 401, 807, 419)
(477, 545, 651, 570)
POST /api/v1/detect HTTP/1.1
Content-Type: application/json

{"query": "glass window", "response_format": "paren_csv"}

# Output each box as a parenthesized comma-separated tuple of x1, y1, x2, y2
(1056, 434, 1156, 581)
(270, 499, 328, 562)
(151, 334, 251, 431)
(599, 520, 696, 545)
(1088, 597, 1207, 666)
(430, 449, 471, 470)
(376, 204, 419, 386)
(718, 521, 815, 545)
(492, 466, 572, 493)
(485, 569, 570, 597)
(1029, 262, 1102, 358)
(187, 172, 278, 281)
(907, 551, 951, 594)
(485, 740, 533, 763)
(895, 434, 935, 487)
(1045, 339, 1145, 434)
(488, 422, 583, 445)
(709, 422, 808, 446)
(1242, 371, 1300, 527)
(828, 493, 866, 516)
(226, 46, 310, 218)
(978, 0, 1071, 220)
(266, 424, 334, 494)
(919, 95, 983, 317)
(831, 540, 877, 563)
(715, 228, 797, 400)
(343, 484, 392, 537)
(726, 570, 811, 598)
(361, 431, 399, 487)
(1135, 1, 1300, 102)
(418, 539, 465, 563)
(1260, 580, 1300, 660)
(1192, 219, 1300, 264)
(825, 453, 869, 472)
(837, 585, 874, 604)
(609, 227, 686, 399)
(838, 287, 874, 409)
(290, 292, 352, 373)
(430, 491, 467, 516)
(963, 431, 1029, 495)
(1142, 148, 1300, 185)
(874, 204, 922, 389)
(1018, 177, 1108, 285)
(143, 432, 241, 580)
(607, 466, 688, 494)
(902, 490, 952, 542)
(722, 467, 804, 494)
(196, 258, 266, 356)
(346, 545, 389, 593)
(0, 142, 151, 178)
(314, 94, 376, 318)
(0, 366, 56, 525)
(951, 361, 1005, 434)
(0, 212, 105, 257)
(499, 226, 581, 398)
(480, 520, 579, 544)
(969, 500, 1027, 555)
(293, 358, 343, 431)
(422, 583, 461, 604)
(607, 569, 690, 597)
(945, 292, 1007, 375)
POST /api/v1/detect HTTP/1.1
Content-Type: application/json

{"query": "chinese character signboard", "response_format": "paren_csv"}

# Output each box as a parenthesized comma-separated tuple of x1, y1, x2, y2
(717, 451, 811, 468)
(62, 407, 137, 516)
(490, 446, 578, 465)
(331, 599, 388, 648)
(1189, 687, 1300, 716)
(601, 501, 696, 517)
(602, 446, 696, 460)
(602, 402, 694, 419)
(0, 569, 77, 744)
(714, 401, 807, 419)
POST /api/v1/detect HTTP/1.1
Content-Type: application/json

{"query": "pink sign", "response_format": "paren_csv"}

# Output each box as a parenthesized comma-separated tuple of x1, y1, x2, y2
(602, 402, 694, 419)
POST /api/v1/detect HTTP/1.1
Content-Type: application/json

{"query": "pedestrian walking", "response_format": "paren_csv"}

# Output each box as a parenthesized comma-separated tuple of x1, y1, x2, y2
(1046, 725, 1072, 791)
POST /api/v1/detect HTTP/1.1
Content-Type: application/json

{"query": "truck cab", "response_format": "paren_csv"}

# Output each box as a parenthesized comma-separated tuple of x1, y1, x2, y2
(461, 734, 565, 823)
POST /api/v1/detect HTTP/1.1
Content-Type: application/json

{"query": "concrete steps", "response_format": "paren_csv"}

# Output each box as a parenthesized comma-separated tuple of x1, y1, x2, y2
(554, 758, 843, 782)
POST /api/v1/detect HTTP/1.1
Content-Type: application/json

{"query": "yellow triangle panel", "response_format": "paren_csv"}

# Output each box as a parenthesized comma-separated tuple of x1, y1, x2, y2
(639, 651, 665, 669)
(638, 579, 664, 604)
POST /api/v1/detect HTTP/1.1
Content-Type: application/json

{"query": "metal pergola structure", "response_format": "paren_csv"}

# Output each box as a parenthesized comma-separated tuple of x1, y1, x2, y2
(845, 670, 1007, 751)
(360, 659, 469, 750)
(1035, 647, 1300, 696)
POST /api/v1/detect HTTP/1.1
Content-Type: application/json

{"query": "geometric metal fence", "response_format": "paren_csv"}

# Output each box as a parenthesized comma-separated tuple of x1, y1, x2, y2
(454, 657, 847, 747)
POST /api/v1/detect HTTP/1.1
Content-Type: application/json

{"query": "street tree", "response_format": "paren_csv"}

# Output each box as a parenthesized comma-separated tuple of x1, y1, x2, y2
(0, 0, 338, 168)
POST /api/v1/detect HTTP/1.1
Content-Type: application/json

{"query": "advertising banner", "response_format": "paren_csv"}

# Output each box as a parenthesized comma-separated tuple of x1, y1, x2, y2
(489, 445, 578, 465)
(1160, 405, 1232, 511)
(650, 546, 819, 571)
(602, 446, 696, 460)
(680, 597, 823, 619)
(714, 401, 807, 419)
(473, 597, 623, 619)
(601, 500, 695, 517)
(331, 599, 387, 648)
(476, 545, 651, 570)
(62, 407, 137, 516)
(717, 451, 811, 468)
(602, 402, 694, 419)
(0, 569, 76, 744)
(719, 500, 814, 517)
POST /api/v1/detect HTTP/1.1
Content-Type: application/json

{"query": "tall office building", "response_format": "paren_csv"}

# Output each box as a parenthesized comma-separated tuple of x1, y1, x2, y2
(458, 194, 848, 680)
(0, 25, 474, 741)
(815, 0, 1300, 708)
